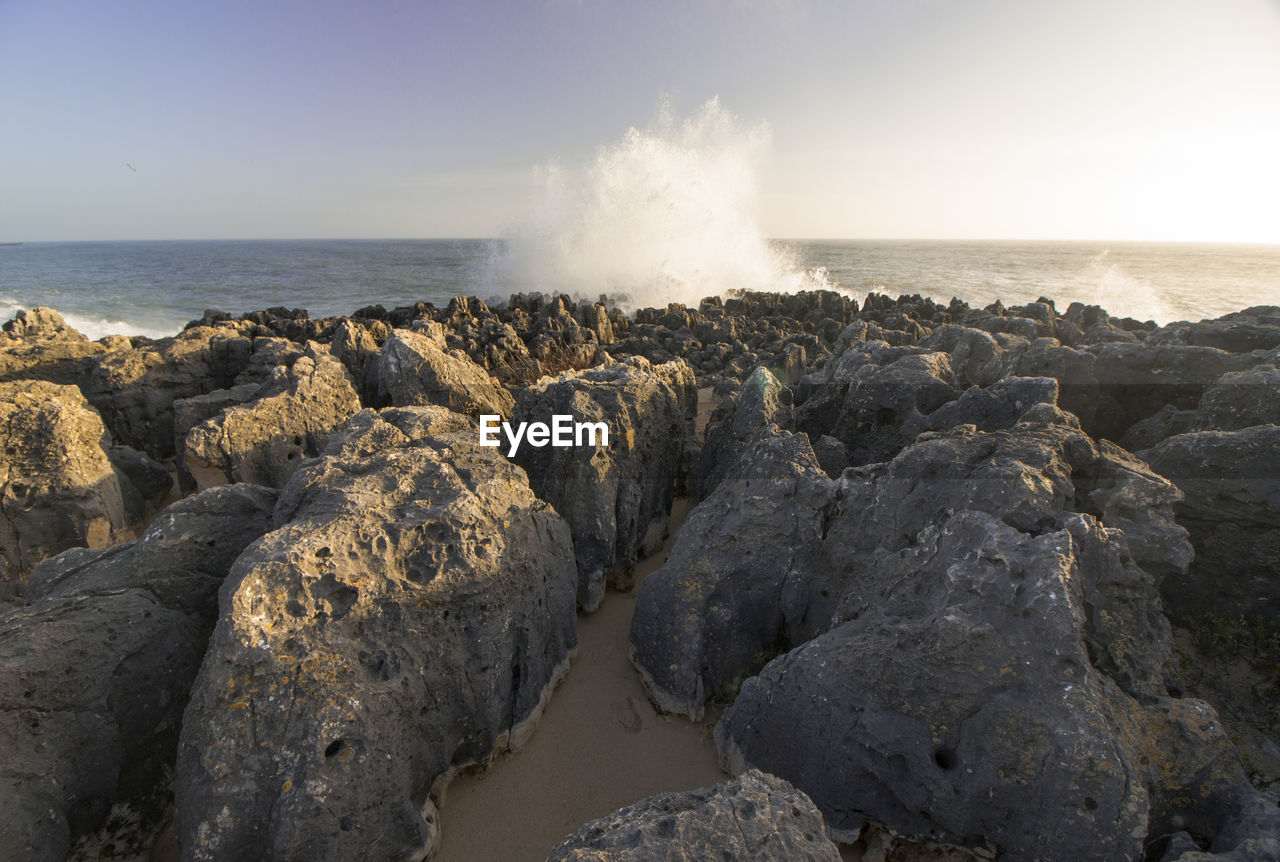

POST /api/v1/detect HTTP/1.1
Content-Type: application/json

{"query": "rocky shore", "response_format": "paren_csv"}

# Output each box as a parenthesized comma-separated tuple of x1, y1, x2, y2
(1, 290, 1278, 861)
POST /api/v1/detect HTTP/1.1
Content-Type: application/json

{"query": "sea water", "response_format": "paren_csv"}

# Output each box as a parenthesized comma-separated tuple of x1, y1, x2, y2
(1, 238, 1278, 341)
(3, 97, 1277, 340)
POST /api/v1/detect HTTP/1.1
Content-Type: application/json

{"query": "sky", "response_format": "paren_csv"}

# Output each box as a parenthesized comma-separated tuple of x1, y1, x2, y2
(1, 0, 1278, 243)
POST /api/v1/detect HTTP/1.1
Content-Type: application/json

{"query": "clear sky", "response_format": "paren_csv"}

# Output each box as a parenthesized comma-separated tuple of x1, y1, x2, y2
(2, 0, 1278, 242)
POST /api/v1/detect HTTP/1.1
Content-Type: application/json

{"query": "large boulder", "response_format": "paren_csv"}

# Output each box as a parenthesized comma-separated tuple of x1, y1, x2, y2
(512, 357, 696, 610)
(182, 344, 360, 490)
(635, 381, 1267, 859)
(0, 485, 277, 862)
(371, 328, 515, 417)
(546, 770, 841, 862)
(0, 380, 129, 597)
(176, 406, 579, 861)
(1140, 426, 1280, 624)
(631, 429, 835, 720)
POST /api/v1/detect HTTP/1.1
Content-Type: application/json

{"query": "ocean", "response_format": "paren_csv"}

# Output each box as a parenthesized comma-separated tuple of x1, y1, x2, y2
(2, 238, 1278, 341)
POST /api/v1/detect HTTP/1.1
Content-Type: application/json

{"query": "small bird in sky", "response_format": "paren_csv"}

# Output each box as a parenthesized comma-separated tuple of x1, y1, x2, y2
(125, 163, 136, 172)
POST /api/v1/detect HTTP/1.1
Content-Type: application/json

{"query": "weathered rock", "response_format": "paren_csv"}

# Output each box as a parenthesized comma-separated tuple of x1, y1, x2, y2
(1140, 426, 1280, 624)
(330, 318, 390, 405)
(716, 509, 1248, 860)
(107, 444, 173, 523)
(182, 345, 360, 490)
(0, 380, 128, 597)
(632, 428, 836, 720)
(512, 357, 696, 610)
(0, 307, 111, 385)
(83, 328, 303, 458)
(795, 342, 958, 467)
(176, 407, 578, 861)
(546, 770, 841, 862)
(709, 422, 1255, 859)
(694, 366, 794, 502)
(1194, 364, 1280, 431)
(0, 485, 277, 862)
(372, 328, 515, 417)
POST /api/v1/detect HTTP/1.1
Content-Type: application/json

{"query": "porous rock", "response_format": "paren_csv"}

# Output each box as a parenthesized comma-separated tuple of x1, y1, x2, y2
(1140, 426, 1280, 624)
(0, 485, 277, 862)
(372, 328, 515, 417)
(0, 307, 111, 386)
(83, 328, 305, 458)
(182, 344, 360, 490)
(546, 769, 841, 862)
(0, 380, 128, 596)
(175, 406, 578, 861)
(512, 357, 696, 609)
(707, 420, 1258, 860)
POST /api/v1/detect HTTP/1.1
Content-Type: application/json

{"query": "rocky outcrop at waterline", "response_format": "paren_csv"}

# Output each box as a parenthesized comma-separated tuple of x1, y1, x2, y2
(0, 293, 1276, 860)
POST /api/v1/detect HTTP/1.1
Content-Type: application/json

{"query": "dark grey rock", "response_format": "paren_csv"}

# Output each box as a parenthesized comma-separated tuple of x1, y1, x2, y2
(175, 406, 578, 862)
(1140, 426, 1280, 624)
(0, 485, 277, 862)
(512, 357, 695, 610)
(546, 770, 841, 862)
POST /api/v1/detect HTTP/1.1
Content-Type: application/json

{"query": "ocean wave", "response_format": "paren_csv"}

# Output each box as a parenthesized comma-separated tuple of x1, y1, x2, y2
(1, 296, 181, 341)
(486, 97, 836, 310)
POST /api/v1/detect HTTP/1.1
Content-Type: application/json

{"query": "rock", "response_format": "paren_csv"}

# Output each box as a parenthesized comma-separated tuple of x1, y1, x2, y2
(923, 376, 1060, 433)
(694, 366, 794, 502)
(795, 342, 958, 467)
(175, 407, 578, 861)
(372, 328, 515, 418)
(107, 445, 173, 523)
(546, 770, 841, 862)
(330, 318, 389, 405)
(707, 422, 1251, 859)
(1139, 427, 1280, 625)
(83, 328, 302, 458)
(812, 434, 848, 478)
(512, 357, 696, 610)
(0, 380, 128, 597)
(631, 428, 835, 720)
(0, 485, 277, 861)
(1194, 364, 1280, 431)
(182, 345, 360, 490)
(0, 307, 111, 386)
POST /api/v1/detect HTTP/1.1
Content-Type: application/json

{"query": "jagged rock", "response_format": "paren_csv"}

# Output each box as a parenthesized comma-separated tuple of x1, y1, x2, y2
(0, 485, 277, 862)
(372, 328, 515, 417)
(182, 345, 360, 490)
(632, 427, 836, 720)
(919, 324, 1005, 387)
(795, 342, 958, 467)
(0, 380, 128, 597)
(1194, 364, 1280, 431)
(512, 357, 696, 610)
(698, 418, 1254, 860)
(83, 328, 305, 458)
(1139, 426, 1280, 624)
(923, 376, 1060, 433)
(175, 407, 578, 861)
(715, 509, 1249, 860)
(546, 770, 841, 862)
(1148, 307, 1280, 354)
(107, 445, 173, 523)
(694, 366, 794, 502)
(330, 318, 389, 405)
(0, 307, 111, 386)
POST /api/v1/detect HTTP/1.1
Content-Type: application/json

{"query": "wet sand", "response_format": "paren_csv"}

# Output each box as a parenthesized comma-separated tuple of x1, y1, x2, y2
(433, 496, 726, 860)
(434, 390, 725, 860)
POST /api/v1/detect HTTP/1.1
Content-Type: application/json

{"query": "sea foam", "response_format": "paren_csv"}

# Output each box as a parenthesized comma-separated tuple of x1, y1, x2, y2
(486, 97, 833, 310)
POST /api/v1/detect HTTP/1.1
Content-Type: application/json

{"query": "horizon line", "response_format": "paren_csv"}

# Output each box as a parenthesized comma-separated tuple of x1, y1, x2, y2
(8, 236, 1280, 247)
